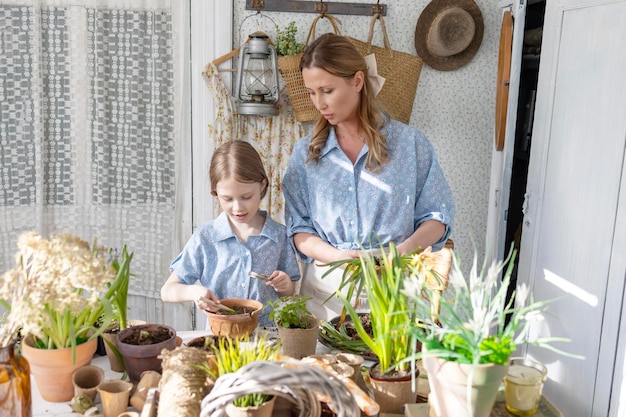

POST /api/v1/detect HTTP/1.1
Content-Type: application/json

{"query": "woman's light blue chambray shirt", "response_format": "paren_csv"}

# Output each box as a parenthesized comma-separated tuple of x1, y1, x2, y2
(283, 119, 455, 261)
(170, 210, 301, 327)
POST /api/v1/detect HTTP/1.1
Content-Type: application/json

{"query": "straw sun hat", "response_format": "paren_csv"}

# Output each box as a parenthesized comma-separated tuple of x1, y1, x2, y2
(414, 0, 484, 71)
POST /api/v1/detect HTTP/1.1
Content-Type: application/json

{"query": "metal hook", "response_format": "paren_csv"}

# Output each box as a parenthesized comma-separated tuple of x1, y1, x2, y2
(315, 0, 328, 15)
(372, 0, 384, 14)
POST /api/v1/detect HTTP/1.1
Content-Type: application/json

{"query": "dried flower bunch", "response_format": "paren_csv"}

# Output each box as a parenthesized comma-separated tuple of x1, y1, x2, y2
(0, 232, 116, 350)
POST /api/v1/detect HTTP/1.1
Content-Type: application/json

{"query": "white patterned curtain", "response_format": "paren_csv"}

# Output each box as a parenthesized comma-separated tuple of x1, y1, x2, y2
(0, 0, 187, 301)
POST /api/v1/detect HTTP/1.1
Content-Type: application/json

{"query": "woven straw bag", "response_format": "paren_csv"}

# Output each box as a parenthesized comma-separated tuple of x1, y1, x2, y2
(348, 14, 423, 124)
(278, 14, 342, 123)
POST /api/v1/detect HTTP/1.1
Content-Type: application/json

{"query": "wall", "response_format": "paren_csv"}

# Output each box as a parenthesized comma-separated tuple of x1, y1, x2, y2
(232, 0, 501, 266)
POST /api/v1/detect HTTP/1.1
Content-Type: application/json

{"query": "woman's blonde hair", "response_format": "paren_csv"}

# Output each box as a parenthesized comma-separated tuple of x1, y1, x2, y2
(300, 33, 389, 171)
(209, 141, 268, 198)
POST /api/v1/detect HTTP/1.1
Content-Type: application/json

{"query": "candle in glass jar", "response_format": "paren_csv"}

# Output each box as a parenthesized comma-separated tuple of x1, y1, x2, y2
(504, 358, 547, 416)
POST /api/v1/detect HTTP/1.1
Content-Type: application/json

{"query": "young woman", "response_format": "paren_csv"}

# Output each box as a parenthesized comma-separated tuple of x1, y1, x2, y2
(282, 33, 455, 320)
(162, 141, 300, 327)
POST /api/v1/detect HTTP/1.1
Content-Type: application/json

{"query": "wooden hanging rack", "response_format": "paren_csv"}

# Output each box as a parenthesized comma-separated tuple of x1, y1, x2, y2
(246, 0, 386, 16)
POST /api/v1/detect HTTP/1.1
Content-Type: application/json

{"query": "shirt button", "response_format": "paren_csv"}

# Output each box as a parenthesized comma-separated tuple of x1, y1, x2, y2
(241, 283, 246, 288)
(348, 187, 354, 192)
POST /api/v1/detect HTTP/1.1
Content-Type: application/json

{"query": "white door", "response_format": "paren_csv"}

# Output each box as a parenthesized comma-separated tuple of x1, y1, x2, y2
(518, 1, 626, 416)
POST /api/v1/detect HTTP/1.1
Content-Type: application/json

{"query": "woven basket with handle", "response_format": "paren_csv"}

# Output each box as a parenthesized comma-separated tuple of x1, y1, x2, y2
(348, 14, 423, 124)
(278, 14, 342, 123)
(199, 359, 365, 417)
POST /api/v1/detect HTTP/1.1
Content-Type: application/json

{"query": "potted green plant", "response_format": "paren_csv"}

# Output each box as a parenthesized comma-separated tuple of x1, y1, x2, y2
(203, 333, 281, 417)
(267, 295, 319, 359)
(116, 323, 177, 382)
(0, 232, 118, 402)
(276, 21, 305, 57)
(99, 244, 135, 373)
(331, 243, 419, 414)
(403, 247, 583, 417)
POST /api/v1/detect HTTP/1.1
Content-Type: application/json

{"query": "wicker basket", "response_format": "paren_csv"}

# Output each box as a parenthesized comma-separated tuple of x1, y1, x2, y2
(278, 54, 318, 123)
(200, 360, 361, 417)
(278, 14, 342, 123)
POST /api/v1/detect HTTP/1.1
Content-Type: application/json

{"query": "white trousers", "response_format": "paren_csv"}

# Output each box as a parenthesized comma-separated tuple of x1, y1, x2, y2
(299, 262, 367, 322)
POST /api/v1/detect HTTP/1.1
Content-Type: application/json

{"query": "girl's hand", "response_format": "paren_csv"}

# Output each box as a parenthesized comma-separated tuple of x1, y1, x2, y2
(266, 271, 295, 296)
(195, 290, 220, 312)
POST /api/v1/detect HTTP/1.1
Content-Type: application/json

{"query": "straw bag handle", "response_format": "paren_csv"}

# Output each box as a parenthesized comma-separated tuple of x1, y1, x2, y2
(365, 13, 393, 58)
(304, 13, 342, 46)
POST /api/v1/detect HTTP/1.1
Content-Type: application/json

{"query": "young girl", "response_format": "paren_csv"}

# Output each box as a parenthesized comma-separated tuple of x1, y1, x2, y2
(161, 140, 300, 327)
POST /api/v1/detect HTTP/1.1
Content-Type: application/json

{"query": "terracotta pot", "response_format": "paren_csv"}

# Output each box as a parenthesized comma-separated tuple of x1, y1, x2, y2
(116, 324, 177, 382)
(277, 315, 320, 359)
(369, 363, 418, 414)
(72, 365, 104, 401)
(422, 352, 508, 417)
(206, 298, 263, 338)
(97, 379, 133, 417)
(21, 336, 97, 402)
(225, 395, 276, 417)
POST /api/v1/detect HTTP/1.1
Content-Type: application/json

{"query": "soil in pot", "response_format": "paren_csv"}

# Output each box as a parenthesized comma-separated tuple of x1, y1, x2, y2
(186, 335, 225, 351)
(120, 326, 173, 345)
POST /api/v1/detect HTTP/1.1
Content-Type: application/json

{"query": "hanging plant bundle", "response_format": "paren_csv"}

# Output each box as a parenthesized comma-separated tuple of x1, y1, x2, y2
(158, 347, 213, 417)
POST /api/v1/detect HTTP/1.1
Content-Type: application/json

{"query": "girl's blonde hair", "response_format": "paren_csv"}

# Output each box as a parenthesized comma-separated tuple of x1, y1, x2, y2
(210, 141, 268, 198)
(299, 33, 389, 172)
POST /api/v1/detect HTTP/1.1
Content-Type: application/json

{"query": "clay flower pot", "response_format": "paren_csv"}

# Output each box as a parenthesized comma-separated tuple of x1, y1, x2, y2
(116, 324, 177, 382)
(206, 298, 263, 338)
(21, 336, 97, 402)
(368, 363, 418, 414)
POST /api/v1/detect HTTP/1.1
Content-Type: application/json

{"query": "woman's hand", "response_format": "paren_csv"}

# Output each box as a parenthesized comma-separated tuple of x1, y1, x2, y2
(266, 271, 295, 296)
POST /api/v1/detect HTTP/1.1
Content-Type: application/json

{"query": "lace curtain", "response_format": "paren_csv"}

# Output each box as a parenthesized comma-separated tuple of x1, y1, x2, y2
(0, 0, 187, 299)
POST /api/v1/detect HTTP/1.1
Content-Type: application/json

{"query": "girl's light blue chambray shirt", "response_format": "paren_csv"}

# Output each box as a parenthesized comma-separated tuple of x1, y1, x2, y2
(169, 210, 301, 327)
(283, 119, 455, 262)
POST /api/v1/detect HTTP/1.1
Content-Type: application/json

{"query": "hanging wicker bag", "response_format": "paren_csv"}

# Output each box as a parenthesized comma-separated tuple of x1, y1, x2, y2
(278, 14, 342, 123)
(348, 14, 423, 124)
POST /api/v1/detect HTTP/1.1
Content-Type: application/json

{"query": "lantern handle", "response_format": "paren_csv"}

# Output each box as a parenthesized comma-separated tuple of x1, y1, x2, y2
(212, 31, 275, 67)
(238, 10, 278, 45)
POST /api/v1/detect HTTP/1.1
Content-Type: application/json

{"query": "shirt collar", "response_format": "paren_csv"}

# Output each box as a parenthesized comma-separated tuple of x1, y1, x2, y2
(213, 210, 280, 243)
(319, 127, 340, 159)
